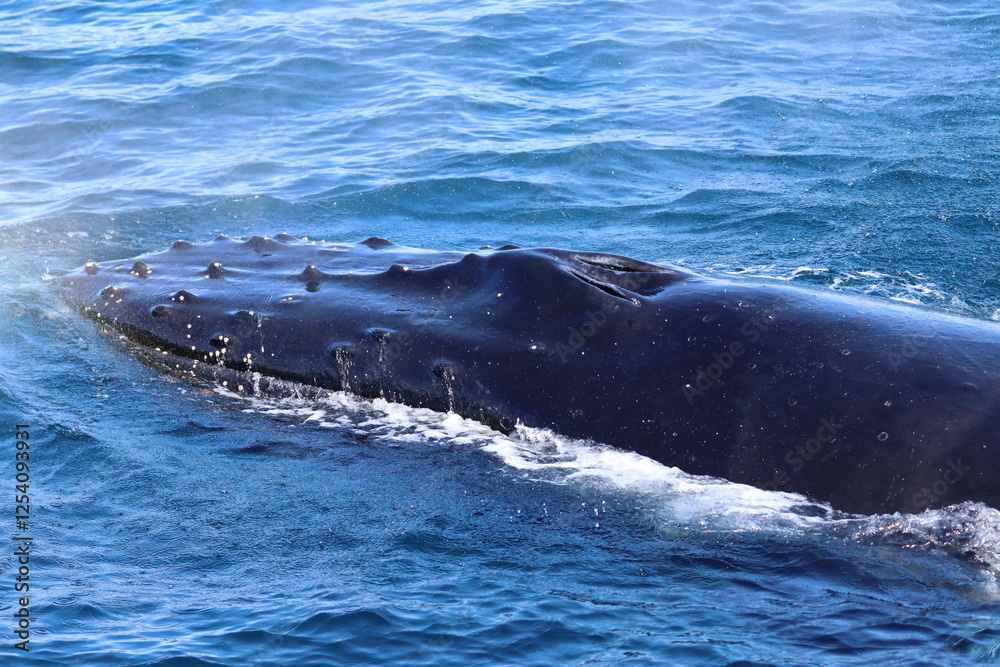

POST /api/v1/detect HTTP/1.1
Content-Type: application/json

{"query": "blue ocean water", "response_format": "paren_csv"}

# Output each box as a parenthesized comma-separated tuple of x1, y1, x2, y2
(1, 0, 1000, 664)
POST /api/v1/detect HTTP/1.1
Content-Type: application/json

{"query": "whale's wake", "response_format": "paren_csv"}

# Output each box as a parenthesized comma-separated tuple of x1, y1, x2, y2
(211, 373, 1000, 590)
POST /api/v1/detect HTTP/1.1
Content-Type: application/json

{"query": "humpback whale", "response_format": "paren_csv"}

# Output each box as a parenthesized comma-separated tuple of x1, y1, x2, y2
(54, 235, 1000, 515)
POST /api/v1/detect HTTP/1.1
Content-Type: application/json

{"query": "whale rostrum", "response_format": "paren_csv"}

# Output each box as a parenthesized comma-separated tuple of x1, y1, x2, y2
(54, 234, 1000, 515)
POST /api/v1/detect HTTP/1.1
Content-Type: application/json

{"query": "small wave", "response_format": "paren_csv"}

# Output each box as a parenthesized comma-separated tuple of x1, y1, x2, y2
(195, 367, 1000, 583)
(722, 264, 979, 315)
(212, 379, 829, 530)
(850, 504, 1000, 568)
(828, 504, 1000, 601)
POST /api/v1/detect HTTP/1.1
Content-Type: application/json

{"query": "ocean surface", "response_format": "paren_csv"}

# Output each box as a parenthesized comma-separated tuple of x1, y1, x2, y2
(1, 0, 1000, 664)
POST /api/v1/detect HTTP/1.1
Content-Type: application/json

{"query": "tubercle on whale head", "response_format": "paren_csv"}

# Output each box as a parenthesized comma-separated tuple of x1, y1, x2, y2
(340, 251, 689, 325)
(52, 237, 701, 353)
(50, 234, 702, 381)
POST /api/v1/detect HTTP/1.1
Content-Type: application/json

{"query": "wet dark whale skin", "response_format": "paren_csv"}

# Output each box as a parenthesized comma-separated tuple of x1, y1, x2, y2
(55, 234, 1000, 515)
